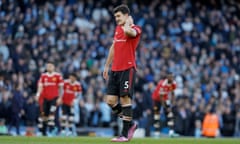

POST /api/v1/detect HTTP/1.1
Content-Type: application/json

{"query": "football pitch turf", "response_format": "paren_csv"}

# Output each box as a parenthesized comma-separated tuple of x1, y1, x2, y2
(0, 136, 239, 144)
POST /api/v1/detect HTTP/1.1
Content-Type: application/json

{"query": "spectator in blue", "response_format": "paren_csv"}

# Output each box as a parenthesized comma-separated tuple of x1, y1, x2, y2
(8, 84, 24, 135)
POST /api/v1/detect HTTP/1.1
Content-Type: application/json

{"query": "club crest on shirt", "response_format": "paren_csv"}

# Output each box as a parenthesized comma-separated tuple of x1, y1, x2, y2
(52, 77, 56, 81)
(74, 87, 77, 91)
(169, 86, 174, 91)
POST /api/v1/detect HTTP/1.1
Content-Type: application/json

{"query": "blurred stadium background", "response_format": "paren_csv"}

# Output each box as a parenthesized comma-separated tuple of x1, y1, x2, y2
(0, 0, 240, 139)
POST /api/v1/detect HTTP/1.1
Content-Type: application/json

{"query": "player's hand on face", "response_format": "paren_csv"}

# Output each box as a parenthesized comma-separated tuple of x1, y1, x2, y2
(126, 15, 133, 26)
(103, 66, 109, 80)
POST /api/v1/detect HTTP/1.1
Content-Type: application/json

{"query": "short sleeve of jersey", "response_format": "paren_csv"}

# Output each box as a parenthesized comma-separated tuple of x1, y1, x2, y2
(58, 74, 64, 86)
(172, 82, 177, 90)
(132, 25, 141, 35)
(38, 74, 44, 86)
(63, 81, 67, 89)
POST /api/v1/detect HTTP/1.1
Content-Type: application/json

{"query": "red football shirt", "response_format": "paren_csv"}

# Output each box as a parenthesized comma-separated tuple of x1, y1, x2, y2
(152, 79, 177, 102)
(38, 72, 63, 100)
(62, 79, 82, 106)
(111, 25, 141, 71)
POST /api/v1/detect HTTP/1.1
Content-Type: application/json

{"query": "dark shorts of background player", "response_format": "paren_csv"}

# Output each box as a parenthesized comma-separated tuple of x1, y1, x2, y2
(42, 97, 58, 116)
(62, 104, 72, 115)
(106, 67, 136, 98)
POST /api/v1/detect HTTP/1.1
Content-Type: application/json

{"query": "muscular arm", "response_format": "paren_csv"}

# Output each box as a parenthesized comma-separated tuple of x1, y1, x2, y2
(56, 84, 64, 105)
(58, 85, 64, 98)
(123, 25, 137, 37)
(105, 43, 114, 68)
(103, 43, 114, 80)
(123, 16, 137, 37)
(36, 84, 43, 100)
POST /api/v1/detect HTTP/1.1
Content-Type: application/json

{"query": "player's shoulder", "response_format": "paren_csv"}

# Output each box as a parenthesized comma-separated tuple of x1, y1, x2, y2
(64, 79, 70, 83)
(159, 79, 168, 87)
(132, 25, 142, 33)
(172, 81, 177, 86)
(53, 72, 63, 79)
(159, 79, 166, 84)
(53, 72, 62, 76)
(75, 81, 82, 86)
(132, 25, 141, 29)
(40, 72, 47, 77)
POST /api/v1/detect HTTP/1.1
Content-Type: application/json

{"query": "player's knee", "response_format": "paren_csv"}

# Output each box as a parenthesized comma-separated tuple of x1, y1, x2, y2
(105, 97, 117, 107)
(50, 106, 57, 113)
(120, 95, 131, 105)
(48, 115, 55, 121)
(40, 112, 45, 117)
(61, 115, 67, 121)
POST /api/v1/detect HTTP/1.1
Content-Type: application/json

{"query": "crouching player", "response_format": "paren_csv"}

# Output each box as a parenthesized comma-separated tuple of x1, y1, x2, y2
(152, 72, 178, 137)
(60, 73, 82, 136)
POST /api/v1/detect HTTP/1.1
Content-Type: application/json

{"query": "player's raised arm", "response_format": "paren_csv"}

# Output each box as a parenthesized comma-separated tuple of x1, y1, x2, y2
(123, 16, 137, 37)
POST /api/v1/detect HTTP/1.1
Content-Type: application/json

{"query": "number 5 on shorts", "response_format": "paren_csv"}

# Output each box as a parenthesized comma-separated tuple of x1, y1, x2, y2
(124, 81, 129, 89)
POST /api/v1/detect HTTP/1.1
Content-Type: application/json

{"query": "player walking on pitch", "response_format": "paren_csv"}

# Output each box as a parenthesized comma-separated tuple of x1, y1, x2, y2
(152, 72, 178, 137)
(36, 61, 64, 136)
(103, 4, 142, 142)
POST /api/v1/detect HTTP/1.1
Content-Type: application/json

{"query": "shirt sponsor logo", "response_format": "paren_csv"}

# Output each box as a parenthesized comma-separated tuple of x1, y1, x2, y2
(65, 89, 75, 94)
(114, 39, 127, 42)
(43, 82, 56, 86)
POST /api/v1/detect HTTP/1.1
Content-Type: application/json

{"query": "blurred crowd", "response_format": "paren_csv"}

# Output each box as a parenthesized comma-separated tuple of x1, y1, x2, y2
(0, 0, 240, 137)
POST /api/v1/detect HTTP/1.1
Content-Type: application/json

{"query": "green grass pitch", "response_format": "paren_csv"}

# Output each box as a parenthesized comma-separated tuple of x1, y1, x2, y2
(0, 136, 239, 144)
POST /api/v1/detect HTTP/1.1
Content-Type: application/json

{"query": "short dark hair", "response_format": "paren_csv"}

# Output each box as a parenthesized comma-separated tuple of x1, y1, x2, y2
(46, 60, 55, 65)
(167, 72, 173, 76)
(113, 4, 130, 15)
(69, 72, 78, 79)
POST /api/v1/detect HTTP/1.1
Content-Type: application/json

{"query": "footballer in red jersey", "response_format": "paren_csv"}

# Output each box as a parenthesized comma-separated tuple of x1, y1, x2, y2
(152, 73, 178, 137)
(36, 61, 63, 136)
(60, 73, 82, 135)
(103, 4, 141, 142)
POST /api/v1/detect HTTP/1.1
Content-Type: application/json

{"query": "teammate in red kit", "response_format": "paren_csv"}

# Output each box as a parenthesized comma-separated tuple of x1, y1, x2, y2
(60, 73, 82, 136)
(103, 4, 141, 142)
(36, 61, 64, 136)
(152, 72, 178, 137)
